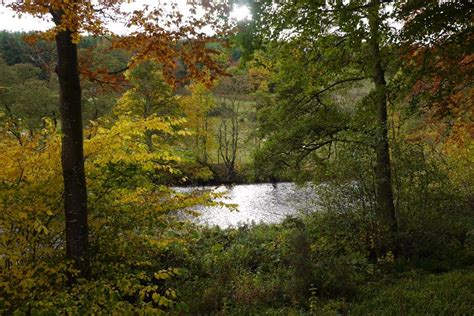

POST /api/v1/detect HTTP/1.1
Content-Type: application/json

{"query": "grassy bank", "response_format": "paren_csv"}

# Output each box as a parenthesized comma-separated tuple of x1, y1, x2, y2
(167, 203, 473, 314)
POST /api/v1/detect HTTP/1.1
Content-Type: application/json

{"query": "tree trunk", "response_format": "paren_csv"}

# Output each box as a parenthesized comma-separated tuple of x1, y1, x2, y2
(368, 1, 397, 231)
(53, 13, 90, 277)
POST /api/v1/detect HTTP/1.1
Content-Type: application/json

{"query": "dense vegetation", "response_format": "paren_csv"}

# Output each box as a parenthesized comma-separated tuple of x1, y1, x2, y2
(0, 0, 473, 314)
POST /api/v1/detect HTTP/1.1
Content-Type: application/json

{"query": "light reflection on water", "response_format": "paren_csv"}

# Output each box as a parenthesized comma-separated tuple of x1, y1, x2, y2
(175, 182, 319, 228)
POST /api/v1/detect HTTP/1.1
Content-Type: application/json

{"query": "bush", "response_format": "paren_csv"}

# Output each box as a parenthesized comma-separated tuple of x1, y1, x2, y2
(392, 143, 474, 271)
(0, 117, 211, 314)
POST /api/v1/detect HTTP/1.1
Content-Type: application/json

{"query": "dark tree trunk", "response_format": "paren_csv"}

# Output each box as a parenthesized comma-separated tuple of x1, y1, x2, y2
(53, 11, 90, 277)
(368, 1, 397, 231)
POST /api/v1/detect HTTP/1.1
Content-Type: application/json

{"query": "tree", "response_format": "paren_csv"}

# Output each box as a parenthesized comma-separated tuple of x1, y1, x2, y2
(115, 62, 180, 119)
(182, 82, 216, 165)
(368, 0, 396, 231)
(0, 57, 57, 134)
(251, 0, 399, 231)
(5, 0, 229, 277)
(395, 1, 473, 142)
(213, 68, 252, 182)
(0, 31, 56, 77)
(115, 61, 182, 151)
(216, 98, 240, 182)
(79, 39, 129, 124)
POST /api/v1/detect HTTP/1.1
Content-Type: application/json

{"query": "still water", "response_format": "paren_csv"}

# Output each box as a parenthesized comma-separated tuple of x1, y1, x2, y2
(176, 182, 319, 228)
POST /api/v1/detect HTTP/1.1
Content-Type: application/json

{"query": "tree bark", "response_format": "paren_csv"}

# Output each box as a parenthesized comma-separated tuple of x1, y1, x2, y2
(368, 0, 397, 231)
(53, 12, 90, 277)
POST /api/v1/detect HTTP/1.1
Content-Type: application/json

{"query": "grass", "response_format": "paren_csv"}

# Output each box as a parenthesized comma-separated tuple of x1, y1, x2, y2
(349, 269, 474, 315)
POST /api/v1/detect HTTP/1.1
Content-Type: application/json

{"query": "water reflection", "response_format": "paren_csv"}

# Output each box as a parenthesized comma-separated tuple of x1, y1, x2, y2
(175, 182, 319, 228)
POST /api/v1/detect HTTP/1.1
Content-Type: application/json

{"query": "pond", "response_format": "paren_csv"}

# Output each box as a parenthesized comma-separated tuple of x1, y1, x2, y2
(175, 182, 320, 228)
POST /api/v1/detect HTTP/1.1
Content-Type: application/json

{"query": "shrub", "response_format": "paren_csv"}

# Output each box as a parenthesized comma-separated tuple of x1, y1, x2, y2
(0, 116, 212, 314)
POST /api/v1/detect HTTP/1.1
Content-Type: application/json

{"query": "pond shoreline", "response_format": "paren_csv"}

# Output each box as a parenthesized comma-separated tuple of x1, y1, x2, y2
(172, 176, 296, 188)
